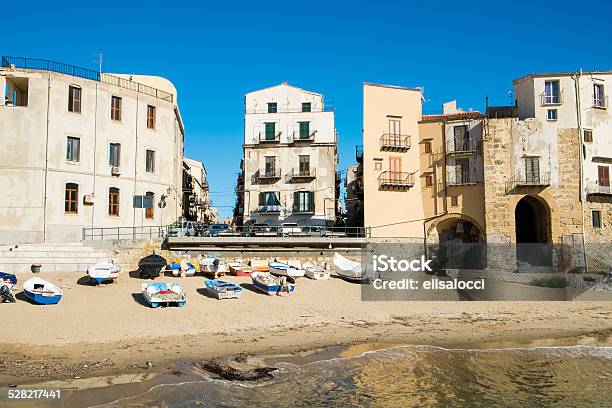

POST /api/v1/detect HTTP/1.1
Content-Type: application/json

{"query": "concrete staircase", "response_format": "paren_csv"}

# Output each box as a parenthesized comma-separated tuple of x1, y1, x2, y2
(0, 242, 116, 273)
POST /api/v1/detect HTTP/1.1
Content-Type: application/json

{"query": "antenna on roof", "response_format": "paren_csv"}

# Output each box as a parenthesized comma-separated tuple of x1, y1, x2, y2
(97, 53, 103, 74)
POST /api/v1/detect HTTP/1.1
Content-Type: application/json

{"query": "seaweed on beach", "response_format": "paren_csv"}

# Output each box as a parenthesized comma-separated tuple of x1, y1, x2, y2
(199, 360, 276, 381)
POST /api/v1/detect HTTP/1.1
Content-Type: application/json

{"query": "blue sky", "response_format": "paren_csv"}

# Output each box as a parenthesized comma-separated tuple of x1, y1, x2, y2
(5, 1, 611, 218)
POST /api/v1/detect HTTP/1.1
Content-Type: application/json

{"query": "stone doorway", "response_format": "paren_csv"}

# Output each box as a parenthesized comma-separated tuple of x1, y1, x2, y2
(515, 195, 552, 266)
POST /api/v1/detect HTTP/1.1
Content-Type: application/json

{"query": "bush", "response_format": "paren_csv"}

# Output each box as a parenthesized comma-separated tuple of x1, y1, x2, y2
(529, 276, 567, 288)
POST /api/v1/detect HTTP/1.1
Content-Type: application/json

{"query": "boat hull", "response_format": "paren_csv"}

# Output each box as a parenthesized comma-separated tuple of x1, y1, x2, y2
(141, 283, 186, 308)
(269, 262, 305, 278)
(251, 273, 296, 296)
(24, 290, 62, 305)
(204, 280, 243, 299)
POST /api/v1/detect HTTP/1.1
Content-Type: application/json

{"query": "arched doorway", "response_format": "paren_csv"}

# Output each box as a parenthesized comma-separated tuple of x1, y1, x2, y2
(515, 195, 552, 266)
(433, 217, 485, 269)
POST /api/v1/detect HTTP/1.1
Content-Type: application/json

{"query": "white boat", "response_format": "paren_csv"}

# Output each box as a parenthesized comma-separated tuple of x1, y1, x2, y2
(87, 260, 121, 284)
(302, 262, 331, 280)
(332, 252, 368, 283)
(200, 257, 229, 278)
(268, 261, 305, 278)
(141, 282, 186, 308)
(23, 278, 63, 305)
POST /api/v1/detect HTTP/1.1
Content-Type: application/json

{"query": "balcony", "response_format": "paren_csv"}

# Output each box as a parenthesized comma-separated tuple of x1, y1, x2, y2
(540, 92, 563, 106)
(593, 96, 608, 110)
(286, 168, 316, 183)
(251, 169, 281, 184)
(446, 168, 479, 186)
(356, 145, 363, 162)
(380, 133, 410, 151)
(256, 205, 282, 213)
(378, 171, 415, 189)
(289, 131, 315, 143)
(586, 183, 612, 196)
(446, 139, 480, 155)
(292, 203, 315, 214)
(258, 132, 281, 143)
(505, 172, 551, 193)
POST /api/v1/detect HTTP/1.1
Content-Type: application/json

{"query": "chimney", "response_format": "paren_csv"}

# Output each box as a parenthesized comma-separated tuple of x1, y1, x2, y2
(442, 100, 461, 114)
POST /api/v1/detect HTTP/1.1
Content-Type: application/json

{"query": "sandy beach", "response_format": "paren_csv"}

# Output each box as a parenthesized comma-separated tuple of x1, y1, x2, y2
(1, 269, 611, 393)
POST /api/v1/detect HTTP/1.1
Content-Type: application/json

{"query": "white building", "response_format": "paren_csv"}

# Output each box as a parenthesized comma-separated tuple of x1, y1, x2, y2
(240, 83, 338, 226)
(0, 56, 185, 243)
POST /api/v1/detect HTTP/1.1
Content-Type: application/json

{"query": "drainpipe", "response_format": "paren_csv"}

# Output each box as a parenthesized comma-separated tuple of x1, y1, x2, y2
(572, 70, 588, 273)
(42, 73, 51, 243)
(91, 82, 98, 231)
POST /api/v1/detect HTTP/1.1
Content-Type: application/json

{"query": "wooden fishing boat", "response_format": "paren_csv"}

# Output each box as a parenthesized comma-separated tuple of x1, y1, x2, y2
(250, 260, 270, 273)
(268, 261, 305, 278)
(87, 260, 121, 284)
(302, 262, 331, 280)
(228, 262, 253, 277)
(203, 279, 243, 299)
(141, 282, 186, 308)
(251, 272, 295, 296)
(332, 252, 368, 283)
(23, 277, 63, 305)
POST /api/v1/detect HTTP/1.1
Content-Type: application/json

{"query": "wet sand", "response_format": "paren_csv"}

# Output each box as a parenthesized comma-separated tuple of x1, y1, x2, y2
(0, 269, 610, 405)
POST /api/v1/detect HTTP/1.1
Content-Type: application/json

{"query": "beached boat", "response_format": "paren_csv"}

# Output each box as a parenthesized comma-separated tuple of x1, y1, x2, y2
(0, 272, 17, 303)
(269, 261, 305, 278)
(250, 260, 270, 273)
(332, 252, 368, 283)
(302, 262, 331, 280)
(141, 282, 186, 308)
(228, 262, 253, 277)
(200, 257, 229, 278)
(169, 260, 196, 277)
(139, 253, 167, 279)
(23, 277, 63, 305)
(203, 279, 243, 299)
(251, 272, 296, 296)
(87, 260, 121, 284)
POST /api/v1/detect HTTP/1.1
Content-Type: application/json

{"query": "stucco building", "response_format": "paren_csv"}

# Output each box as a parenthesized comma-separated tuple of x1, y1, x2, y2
(0, 56, 185, 243)
(239, 83, 338, 226)
(182, 158, 212, 223)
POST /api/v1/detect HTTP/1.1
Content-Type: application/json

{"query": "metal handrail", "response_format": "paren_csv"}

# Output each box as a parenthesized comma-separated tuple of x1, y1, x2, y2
(82, 225, 168, 240)
(505, 172, 551, 193)
(586, 183, 612, 195)
(446, 168, 479, 185)
(540, 91, 563, 106)
(286, 168, 316, 181)
(2, 56, 173, 102)
(290, 131, 316, 143)
(292, 203, 315, 213)
(380, 133, 411, 150)
(252, 168, 282, 184)
(258, 132, 281, 143)
(446, 138, 480, 154)
(378, 171, 415, 188)
(245, 104, 334, 114)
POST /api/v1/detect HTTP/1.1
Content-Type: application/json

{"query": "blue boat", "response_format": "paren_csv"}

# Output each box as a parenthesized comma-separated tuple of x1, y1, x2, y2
(141, 282, 186, 308)
(204, 279, 243, 299)
(0, 272, 17, 303)
(23, 277, 62, 305)
(251, 272, 296, 296)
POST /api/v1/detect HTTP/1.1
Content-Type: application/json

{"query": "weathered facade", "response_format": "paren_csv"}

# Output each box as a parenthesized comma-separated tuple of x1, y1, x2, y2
(240, 83, 338, 226)
(182, 158, 212, 223)
(0, 56, 184, 243)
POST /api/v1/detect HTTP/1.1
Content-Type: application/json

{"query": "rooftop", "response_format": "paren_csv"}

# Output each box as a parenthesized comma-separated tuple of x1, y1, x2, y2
(420, 111, 483, 122)
(1, 56, 174, 103)
(513, 70, 612, 83)
(363, 82, 422, 92)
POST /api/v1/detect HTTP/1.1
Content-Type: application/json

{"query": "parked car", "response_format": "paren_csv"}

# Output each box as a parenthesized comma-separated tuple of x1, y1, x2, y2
(244, 224, 278, 237)
(167, 221, 199, 237)
(279, 223, 304, 237)
(204, 223, 231, 237)
(300, 225, 327, 236)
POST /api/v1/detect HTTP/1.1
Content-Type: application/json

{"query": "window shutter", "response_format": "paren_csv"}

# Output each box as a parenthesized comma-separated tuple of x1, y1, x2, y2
(258, 192, 265, 206)
(309, 191, 314, 210)
(599, 166, 610, 187)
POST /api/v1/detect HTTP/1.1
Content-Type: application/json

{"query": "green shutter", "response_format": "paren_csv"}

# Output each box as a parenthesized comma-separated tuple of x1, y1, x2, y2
(265, 123, 275, 140)
(299, 122, 310, 139)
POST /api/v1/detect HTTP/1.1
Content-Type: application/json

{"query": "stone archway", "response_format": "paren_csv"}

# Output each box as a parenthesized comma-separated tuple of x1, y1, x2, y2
(426, 214, 485, 269)
(515, 195, 552, 266)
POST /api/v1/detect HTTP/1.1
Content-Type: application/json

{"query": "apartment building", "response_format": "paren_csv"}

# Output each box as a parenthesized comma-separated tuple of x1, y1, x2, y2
(362, 83, 424, 238)
(239, 83, 338, 226)
(182, 158, 212, 223)
(0, 56, 185, 243)
(345, 160, 364, 228)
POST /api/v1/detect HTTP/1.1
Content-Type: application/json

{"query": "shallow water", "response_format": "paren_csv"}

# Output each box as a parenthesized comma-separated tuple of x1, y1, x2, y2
(99, 345, 612, 407)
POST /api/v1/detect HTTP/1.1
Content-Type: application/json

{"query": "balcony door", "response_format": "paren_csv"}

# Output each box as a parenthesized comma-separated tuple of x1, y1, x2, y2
(598, 165, 610, 193)
(525, 157, 540, 184)
(389, 119, 401, 146)
(264, 156, 276, 176)
(389, 157, 401, 181)
(544, 80, 560, 104)
(457, 158, 470, 183)
(453, 125, 469, 151)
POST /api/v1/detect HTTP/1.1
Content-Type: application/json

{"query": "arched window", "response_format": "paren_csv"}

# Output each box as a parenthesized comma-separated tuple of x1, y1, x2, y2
(145, 191, 155, 219)
(65, 183, 78, 214)
(109, 187, 120, 216)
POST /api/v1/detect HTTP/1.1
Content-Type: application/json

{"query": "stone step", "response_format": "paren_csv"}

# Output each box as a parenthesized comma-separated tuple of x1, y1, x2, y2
(1, 246, 97, 252)
(0, 251, 114, 258)
(0, 263, 94, 274)
(0, 256, 110, 265)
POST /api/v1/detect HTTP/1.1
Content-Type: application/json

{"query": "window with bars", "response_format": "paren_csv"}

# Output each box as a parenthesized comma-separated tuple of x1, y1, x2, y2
(109, 143, 121, 167)
(68, 85, 81, 113)
(147, 105, 156, 129)
(299, 121, 310, 139)
(108, 187, 120, 216)
(525, 157, 540, 183)
(145, 191, 155, 219)
(111, 96, 122, 121)
(146, 150, 155, 173)
(66, 137, 80, 162)
(65, 183, 78, 214)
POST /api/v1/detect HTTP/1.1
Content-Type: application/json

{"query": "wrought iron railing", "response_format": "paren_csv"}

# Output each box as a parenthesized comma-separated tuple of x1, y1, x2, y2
(286, 168, 316, 182)
(586, 183, 612, 195)
(446, 168, 479, 185)
(292, 203, 315, 213)
(380, 133, 410, 150)
(251, 168, 281, 183)
(540, 91, 563, 106)
(258, 132, 281, 143)
(378, 171, 415, 188)
(446, 139, 480, 154)
(256, 205, 282, 213)
(245, 104, 334, 114)
(2, 56, 173, 102)
(505, 172, 551, 193)
(82, 225, 168, 240)
(289, 131, 315, 143)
